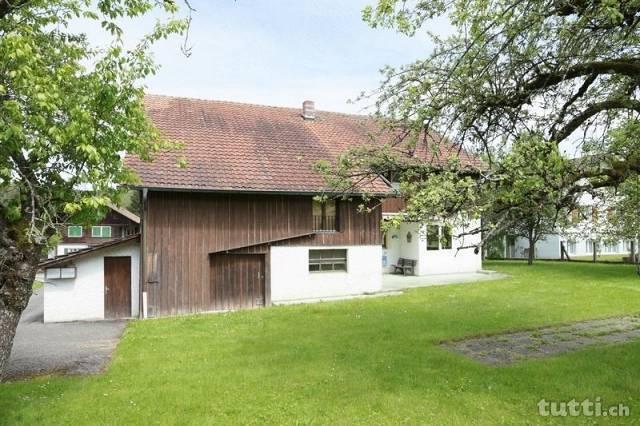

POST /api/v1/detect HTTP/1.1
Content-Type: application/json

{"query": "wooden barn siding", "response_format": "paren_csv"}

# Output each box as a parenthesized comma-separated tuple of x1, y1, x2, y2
(143, 191, 382, 316)
(381, 197, 406, 213)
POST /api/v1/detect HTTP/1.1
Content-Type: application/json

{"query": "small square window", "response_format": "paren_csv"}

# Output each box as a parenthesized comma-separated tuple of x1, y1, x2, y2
(67, 226, 83, 238)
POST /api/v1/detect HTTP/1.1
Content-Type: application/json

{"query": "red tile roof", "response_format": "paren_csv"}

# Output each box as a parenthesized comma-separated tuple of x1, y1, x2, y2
(126, 95, 481, 194)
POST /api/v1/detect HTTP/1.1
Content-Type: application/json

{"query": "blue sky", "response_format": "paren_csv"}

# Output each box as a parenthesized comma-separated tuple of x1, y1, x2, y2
(103, 1, 442, 113)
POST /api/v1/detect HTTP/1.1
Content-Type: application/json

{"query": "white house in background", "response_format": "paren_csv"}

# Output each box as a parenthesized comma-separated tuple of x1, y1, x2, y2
(507, 193, 636, 260)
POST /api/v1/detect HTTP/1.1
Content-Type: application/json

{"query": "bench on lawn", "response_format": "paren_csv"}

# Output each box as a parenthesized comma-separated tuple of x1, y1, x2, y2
(391, 258, 416, 275)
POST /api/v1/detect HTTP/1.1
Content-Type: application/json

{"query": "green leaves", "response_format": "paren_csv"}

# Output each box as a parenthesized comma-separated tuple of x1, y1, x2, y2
(0, 0, 187, 245)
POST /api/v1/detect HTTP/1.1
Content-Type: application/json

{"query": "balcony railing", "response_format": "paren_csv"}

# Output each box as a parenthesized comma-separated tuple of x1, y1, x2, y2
(313, 215, 337, 232)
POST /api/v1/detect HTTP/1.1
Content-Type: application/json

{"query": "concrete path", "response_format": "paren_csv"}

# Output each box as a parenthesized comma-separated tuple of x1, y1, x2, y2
(5, 289, 126, 381)
(382, 270, 507, 291)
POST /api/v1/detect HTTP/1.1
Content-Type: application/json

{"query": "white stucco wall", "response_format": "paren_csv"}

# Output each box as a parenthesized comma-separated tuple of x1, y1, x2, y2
(44, 242, 139, 322)
(270, 245, 382, 303)
(511, 235, 561, 259)
(512, 234, 633, 259)
(382, 220, 482, 275)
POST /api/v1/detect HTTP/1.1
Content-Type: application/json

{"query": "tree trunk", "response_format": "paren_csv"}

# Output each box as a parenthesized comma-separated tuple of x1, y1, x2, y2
(0, 220, 41, 381)
(593, 241, 597, 263)
(527, 237, 535, 265)
(0, 308, 22, 380)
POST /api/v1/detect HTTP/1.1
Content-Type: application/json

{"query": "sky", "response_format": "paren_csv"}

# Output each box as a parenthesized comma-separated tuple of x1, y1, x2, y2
(84, 0, 443, 114)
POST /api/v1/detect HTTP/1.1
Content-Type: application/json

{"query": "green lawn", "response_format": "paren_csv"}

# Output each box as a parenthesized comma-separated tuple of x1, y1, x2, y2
(572, 254, 628, 263)
(2, 261, 640, 424)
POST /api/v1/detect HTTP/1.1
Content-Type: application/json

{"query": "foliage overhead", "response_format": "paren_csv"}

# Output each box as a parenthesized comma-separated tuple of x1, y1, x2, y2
(0, 0, 187, 248)
(324, 0, 640, 246)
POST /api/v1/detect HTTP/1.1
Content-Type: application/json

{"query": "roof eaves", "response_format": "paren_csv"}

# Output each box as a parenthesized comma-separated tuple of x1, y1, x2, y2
(39, 234, 140, 268)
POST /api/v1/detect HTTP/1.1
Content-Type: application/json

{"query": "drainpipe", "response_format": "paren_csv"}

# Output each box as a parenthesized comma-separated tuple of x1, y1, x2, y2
(139, 188, 148, 319)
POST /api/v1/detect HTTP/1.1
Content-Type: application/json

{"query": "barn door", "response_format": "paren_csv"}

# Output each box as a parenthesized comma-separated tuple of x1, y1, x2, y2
(209, 254, 265, 311)
(104, 256, 132, 318)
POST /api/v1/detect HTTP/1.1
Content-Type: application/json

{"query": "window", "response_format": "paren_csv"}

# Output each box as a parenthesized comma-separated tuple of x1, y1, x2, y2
(63, 248, 82, 255)
(585, 239, 593, 253)
(427, 225, 453, 251)
(427, 225, 440, 250)
(45, 267, 76, 280)
(312, 199, 338, 232)
(441, 226, 452, 250)
(67, 226, 83, 238)
(567, 241, 576, 254)
(309, 249, 347, 272)
(91, 226, 112, 238)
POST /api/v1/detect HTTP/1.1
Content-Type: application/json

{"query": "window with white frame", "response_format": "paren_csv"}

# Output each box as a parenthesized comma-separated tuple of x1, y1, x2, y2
(308, 249, 347, 272)
(585, 239, 593, 253)
(427, 225, 453, 251)
(91, 226, 112, 238)
(67, 225, 83, 238)
(567, 240, 576, 254)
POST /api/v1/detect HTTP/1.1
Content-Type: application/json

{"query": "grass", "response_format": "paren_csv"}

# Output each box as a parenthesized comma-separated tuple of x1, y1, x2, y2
(572, 254, 628, 262)
(2, 261, 640, 424)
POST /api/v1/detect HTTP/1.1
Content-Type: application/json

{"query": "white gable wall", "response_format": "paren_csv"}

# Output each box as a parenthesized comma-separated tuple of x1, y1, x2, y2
(44, 242, 139, 322)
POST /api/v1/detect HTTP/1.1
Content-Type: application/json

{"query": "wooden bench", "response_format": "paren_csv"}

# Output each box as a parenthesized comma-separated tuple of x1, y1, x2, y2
(391, 258, 416, 275)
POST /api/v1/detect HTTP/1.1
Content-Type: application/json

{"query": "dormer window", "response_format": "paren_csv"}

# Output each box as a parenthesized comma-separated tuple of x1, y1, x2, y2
(312, 199, 338, 232)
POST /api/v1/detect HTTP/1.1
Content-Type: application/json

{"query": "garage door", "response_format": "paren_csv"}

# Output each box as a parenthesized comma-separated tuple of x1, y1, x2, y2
(209, 254, 265, 310)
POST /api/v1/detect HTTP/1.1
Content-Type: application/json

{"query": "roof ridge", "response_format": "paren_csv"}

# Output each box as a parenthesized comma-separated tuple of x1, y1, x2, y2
(144, 93, 373, 120)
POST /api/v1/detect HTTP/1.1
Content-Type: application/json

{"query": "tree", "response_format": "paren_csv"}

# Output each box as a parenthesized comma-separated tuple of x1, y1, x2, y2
(322, 1, 640, 255)
(0, 0, 187, 379)
(483, 135, 571, 265)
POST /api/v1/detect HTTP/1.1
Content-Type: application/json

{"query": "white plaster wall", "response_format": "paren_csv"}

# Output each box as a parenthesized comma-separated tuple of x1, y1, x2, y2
(44, 242, 139, 322)
(382, 227, 401, 274)
(382, 220, 482, 275)
(512, 235, 560, 259)
(270, 245, 382, 303)
(417, 222, 482, 275)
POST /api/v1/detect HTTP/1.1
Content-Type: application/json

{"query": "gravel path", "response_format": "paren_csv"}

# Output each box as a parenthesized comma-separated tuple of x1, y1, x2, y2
(4, 289, 126, 381)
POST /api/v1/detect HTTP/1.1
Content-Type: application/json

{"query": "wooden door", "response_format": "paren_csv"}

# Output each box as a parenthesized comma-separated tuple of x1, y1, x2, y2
(104, 256, 132, 318)
(209, 254, 265, 311)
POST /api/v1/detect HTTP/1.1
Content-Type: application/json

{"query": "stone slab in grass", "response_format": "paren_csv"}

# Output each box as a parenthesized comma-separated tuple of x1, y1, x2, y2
(443, 315, 640, 366)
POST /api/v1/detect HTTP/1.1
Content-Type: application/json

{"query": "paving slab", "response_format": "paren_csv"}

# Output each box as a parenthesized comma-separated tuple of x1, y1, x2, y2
(443, 315, 640, 365)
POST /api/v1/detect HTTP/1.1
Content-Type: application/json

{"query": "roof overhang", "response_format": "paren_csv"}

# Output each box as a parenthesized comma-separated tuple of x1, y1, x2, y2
(130, 185, 396, 198)
(40, 235, 140, 268)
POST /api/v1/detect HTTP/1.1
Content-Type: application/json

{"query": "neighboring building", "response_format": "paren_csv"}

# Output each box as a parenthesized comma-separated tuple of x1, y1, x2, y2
(40, 236, 140, 322)
(49, 204, 139, 258)
(40, 95, 482, 322)
(508, 234, 635, 260)
(507, 194, 635, 260)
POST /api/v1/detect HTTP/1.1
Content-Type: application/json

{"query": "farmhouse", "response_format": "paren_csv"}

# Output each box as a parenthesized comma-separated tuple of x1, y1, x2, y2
(40, 95, 482, 322)
(48, 204, 139, 258)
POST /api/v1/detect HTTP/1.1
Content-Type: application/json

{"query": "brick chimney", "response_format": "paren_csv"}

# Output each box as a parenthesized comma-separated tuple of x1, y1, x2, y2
(302, 100, 315, 120)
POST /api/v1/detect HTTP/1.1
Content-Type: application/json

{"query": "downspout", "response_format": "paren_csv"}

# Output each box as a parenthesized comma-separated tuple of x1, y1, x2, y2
(138, 188, 148, 319)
